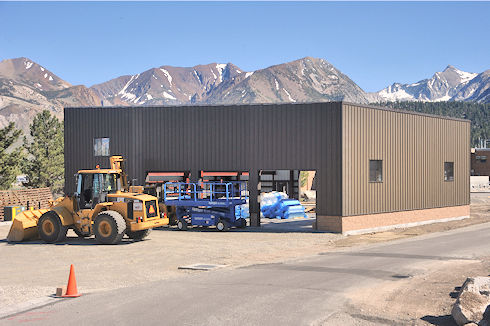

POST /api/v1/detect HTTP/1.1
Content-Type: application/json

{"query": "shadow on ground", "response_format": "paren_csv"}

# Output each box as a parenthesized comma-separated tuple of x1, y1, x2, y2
(1, 237, 138, 246)
(153, 216, 333, 234)
(421, 315, 457, 326)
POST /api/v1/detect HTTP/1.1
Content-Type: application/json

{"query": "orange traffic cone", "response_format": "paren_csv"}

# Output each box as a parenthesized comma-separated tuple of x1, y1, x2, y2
(62, 264, 81, 298)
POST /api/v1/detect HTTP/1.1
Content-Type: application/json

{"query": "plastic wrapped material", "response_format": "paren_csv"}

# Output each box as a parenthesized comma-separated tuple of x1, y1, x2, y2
(260, 192, 307, 219)
(235, 204, 250, 219)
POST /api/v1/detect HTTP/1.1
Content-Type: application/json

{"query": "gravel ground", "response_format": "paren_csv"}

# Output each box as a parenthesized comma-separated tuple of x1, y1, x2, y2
(0, 218, 341, 310)
(0, 193, 488, 317)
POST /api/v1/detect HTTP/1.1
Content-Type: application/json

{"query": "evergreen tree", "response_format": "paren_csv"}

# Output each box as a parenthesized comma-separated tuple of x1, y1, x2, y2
(0, 122, 22, 190)
(22, 110, 64, 194)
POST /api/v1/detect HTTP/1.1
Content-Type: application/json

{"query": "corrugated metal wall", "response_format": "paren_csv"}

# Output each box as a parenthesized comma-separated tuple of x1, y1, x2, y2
(64, 102, 343, 216)
(341, 103, 470, 216)
(65, 102, 470, 220)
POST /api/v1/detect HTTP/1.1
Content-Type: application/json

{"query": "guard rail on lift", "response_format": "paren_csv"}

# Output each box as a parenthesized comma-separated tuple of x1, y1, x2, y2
(163, 182, 248, 207)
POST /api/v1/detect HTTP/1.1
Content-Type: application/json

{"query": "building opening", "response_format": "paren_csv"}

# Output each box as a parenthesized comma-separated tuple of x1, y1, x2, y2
(145, 171, 191, 200)
(258, 170, 316, 231)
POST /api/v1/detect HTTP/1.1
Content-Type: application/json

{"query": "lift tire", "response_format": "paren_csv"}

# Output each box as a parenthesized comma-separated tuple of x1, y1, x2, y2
(38, 211, 68, 243)
(237, 218, 247, 228)
(216, 219, 229, 232)
(94, 211, 126, 244)
(177, 220, 188, 231)
(127, 229, 151, 241)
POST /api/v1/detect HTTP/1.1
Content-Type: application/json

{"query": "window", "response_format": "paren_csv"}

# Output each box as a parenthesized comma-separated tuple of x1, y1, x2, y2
(444, 162, 454, 181)
(369, 160, 383, 182)
(94, 138, 110, 156)
(481, 156, 487, 163)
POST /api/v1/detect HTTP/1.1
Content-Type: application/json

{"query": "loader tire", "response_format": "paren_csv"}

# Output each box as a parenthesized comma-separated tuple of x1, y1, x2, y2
(126, 229, 150, 241)
(94, 211, 126, 245)
(38, 211, 68, 243)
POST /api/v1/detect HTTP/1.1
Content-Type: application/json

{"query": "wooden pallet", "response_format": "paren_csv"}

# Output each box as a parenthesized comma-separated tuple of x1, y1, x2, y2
(0, 188, 53, 221)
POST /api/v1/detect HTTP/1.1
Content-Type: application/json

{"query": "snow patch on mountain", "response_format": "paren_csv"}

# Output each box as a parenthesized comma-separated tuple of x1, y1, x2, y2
(160, 68, 172, 85)
(454, 67, 478, 83)
(216, 64, 226, 83)
(283, 88, 296, 102)
(163, 91, 176, 100)
(378, 85, 413, 101)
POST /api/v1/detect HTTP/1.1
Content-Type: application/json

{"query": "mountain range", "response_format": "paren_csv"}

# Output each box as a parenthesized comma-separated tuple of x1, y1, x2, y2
(374, 65, 489, 103)
(0, 56, 488, 133)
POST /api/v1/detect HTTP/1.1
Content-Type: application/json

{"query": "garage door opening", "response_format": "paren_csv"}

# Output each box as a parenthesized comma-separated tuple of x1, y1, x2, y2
(145, 171, 191, 201)
(200, 171, 249, 182)
(299, 170, 316, 216)
(258, 170, 316, 232)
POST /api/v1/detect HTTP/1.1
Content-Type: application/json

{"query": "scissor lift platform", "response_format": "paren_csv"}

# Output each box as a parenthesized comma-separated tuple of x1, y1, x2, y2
(163, 182, 248, 231)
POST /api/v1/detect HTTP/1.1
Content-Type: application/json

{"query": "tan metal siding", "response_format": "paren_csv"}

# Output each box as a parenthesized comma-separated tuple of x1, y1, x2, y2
(342, 103, 470, 216)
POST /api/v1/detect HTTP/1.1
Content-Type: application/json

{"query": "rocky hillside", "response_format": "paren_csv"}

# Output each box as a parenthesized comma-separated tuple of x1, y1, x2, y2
(0, 56, 488, 134)
(0, 58, 101, 133)
(204, 57, 369, 104)
(451, 69, 489, 103)
(91, 57, 369, 105)
(91, 63, 244, 105)
(372, 65, 489, 103)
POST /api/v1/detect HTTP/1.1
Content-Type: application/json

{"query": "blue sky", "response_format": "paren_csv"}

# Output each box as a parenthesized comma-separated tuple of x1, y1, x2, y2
(0, 1, 488, 92)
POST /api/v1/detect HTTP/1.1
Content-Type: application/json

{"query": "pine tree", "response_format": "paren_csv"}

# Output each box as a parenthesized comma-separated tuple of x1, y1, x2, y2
(0, 122, 22, 190)
(22, 110, 64, 194)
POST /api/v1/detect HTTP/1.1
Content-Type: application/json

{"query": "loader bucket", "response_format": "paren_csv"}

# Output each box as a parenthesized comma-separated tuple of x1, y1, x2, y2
(6, 209, 49, 242)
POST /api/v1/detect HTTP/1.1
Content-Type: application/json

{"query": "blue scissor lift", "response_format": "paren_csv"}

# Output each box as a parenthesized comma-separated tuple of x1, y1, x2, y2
(163, 182, 248, 231)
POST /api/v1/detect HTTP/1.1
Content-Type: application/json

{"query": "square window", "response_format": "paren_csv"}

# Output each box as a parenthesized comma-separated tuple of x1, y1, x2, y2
(481, 156, 487, 163)
(444, 162, 454, 181)
(94, 138, 110, 156)
(369, 160, 383, 182)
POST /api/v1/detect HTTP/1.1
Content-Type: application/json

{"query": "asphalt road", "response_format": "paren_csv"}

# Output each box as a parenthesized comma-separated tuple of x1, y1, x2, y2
(2, 222, 490, 326)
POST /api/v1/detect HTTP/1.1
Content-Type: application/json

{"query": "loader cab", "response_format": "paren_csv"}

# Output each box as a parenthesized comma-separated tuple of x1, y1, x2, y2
(75, 172, 122, 209)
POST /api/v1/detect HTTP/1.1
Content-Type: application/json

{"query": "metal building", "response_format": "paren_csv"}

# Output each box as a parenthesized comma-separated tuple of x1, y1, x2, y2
(64, 102, 470, 234)
(471, 148, 490, 176)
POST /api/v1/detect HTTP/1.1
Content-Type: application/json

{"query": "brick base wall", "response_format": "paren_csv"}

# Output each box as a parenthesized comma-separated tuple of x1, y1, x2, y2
(315, 205, 470, 234)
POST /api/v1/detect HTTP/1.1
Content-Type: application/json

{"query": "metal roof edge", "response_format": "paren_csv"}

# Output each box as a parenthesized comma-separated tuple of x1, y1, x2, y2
(341, 101, 471, 123)
(63, 101, 343, 111)
(64, 101, 472, 123)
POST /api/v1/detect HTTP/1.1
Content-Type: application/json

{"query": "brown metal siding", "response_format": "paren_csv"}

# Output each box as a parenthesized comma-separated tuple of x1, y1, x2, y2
(471, 149, 490, 176)
(64, 102, 343, 216)
(341, 103, 470, 216)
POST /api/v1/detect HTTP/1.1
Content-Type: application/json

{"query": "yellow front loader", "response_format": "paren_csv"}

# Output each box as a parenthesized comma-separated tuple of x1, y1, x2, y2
(7, 156, 168, 244)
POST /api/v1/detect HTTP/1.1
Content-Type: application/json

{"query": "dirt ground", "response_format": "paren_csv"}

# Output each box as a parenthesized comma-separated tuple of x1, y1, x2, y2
(324, 257, 490, 326)
(0, 193, 488, 321)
